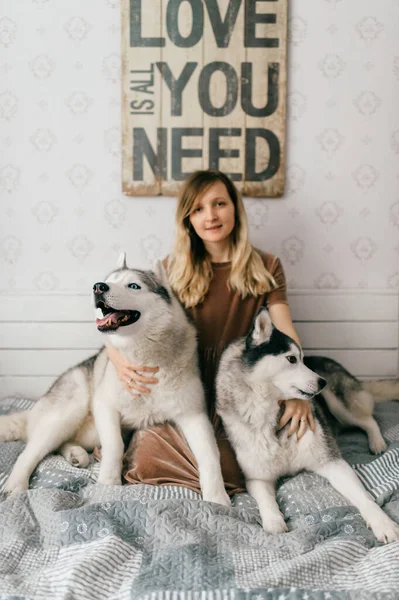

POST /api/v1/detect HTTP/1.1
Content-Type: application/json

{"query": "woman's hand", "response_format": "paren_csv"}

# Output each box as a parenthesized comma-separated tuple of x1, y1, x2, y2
(277, 398, 315, 440)
(106, 346, 159, 396)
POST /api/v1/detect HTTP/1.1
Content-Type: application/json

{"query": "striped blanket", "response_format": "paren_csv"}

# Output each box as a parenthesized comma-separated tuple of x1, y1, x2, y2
(1, 397, 399, 600)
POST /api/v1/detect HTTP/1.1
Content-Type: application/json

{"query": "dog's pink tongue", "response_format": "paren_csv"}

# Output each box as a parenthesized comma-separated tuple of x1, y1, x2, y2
(96, 312, 119, 326)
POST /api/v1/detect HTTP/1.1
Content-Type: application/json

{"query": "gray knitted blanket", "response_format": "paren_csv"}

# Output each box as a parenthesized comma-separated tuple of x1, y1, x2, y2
(1, 396, 399, 600)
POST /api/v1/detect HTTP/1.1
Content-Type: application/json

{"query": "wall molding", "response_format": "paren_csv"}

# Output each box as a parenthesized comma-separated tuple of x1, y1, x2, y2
(1, 289, 398, 400)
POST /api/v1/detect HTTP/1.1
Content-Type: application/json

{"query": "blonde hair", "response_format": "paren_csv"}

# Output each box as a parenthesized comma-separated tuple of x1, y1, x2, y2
(167, 170, 277, 308)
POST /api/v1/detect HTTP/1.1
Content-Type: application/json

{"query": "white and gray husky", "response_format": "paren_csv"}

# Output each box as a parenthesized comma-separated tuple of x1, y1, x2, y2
(0, 254, 230, 506)
(216, 307, 399, 543)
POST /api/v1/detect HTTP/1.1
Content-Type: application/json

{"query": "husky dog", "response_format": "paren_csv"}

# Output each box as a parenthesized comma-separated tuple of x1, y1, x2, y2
(0, 254, 230, 506)
(216, 307, 399, 543)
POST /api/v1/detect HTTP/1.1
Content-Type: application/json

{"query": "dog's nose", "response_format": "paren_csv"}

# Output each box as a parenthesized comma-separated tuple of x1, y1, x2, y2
(93, 282, 109, 295)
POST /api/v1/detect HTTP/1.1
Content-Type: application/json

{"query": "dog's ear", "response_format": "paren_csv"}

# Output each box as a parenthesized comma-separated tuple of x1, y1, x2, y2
(153, 259, 171, 291)
(250, 307, 273, 346)
(116, 252, 127, 270)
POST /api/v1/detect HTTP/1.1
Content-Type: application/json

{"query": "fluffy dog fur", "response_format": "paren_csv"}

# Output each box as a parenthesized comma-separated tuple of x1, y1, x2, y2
(216, 308, 399, 543)
(0, 254, 230, 506)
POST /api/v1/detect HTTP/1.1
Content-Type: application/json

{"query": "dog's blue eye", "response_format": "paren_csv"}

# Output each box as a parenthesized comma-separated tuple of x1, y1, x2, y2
(128, 283, 141, 290)
(287, 355, 297, 364)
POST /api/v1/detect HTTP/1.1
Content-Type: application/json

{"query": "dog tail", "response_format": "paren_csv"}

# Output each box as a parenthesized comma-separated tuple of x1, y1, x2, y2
(0, 411, 28, 442)
(362, 379, 399, 402)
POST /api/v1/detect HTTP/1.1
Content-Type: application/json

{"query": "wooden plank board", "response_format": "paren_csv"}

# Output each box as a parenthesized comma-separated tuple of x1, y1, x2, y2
(243, 0, 288, 196)
(1, 349, 396, 378)
(0, 377, 55, 401)
(1, 294, 94, 322)
(121, 0, 288, 196)
(160, 0, 204, 195)
(121, 0, 163, 194)
(304, 350, 398, 378)
(295, 322, 398, 350)
(202, 0, 246, 191)
(290, 293, 398, 322)
(1, 323, 102, 349)
(1, 321, 397, 350)
(0, 350, 100, 376)
(2, 291, 397, 322)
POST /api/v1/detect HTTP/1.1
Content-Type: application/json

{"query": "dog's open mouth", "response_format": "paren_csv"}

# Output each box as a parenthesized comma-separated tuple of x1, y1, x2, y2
(95, 300, 141, 332)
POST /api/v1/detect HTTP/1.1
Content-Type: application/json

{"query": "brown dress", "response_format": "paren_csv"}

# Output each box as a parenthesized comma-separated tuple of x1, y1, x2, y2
(123, 250, 288, 496)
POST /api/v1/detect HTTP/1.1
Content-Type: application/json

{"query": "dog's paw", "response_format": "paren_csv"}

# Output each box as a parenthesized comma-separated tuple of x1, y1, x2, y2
(368, 435, 387, 455)
(64, 446, 90, 468)
(262, 513, 288, 535)
(203, 488, 231, 507)
(3, 476, 29, 496)
(97, 474, 122, 486)
(367, 513, 399, 544)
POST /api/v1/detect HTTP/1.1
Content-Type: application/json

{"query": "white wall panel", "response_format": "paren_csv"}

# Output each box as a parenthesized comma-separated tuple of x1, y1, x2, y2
(1, 348, 396, 379)
(0, 290, 397, 400)
(0, 377, 56, 401)
(289, 293, 398, 322)
(1, 323, 102, 350)
(305, 350, 398, 378)
(2, 291, 397, 322)
(2, 320, 396, 352)
(0, 350, 99, 376)
(296, 322, 398, 350)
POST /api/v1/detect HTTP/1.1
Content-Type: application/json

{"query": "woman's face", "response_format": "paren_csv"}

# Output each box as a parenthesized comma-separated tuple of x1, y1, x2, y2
(188, 181, 236, 247)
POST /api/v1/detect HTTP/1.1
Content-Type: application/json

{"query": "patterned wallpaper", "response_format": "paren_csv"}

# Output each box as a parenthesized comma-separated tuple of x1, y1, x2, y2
(0, 0, 398, 293)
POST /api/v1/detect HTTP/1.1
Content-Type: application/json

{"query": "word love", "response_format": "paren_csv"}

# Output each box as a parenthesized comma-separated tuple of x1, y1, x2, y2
(131, 0, 280, 49)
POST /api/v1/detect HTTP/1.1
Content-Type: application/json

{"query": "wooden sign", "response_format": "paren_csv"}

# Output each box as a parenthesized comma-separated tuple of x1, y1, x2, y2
(121, 0, 288, 197)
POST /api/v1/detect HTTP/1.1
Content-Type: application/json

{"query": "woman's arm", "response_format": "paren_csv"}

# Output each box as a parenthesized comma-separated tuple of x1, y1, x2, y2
(268, 302, 301, 347)
(268, 303, 315, 439)
(107, 346, 159, 396)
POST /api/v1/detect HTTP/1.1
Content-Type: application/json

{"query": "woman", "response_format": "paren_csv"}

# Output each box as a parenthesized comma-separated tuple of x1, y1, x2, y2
(107, 170, 314, 496)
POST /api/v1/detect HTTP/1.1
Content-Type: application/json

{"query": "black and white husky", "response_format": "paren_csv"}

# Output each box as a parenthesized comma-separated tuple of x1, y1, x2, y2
(216, 308, 399, 543)
(0, 254, 230, 506)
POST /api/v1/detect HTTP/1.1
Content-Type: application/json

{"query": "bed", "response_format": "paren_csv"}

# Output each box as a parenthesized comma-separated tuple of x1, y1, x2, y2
(1, 395, 399, 600)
